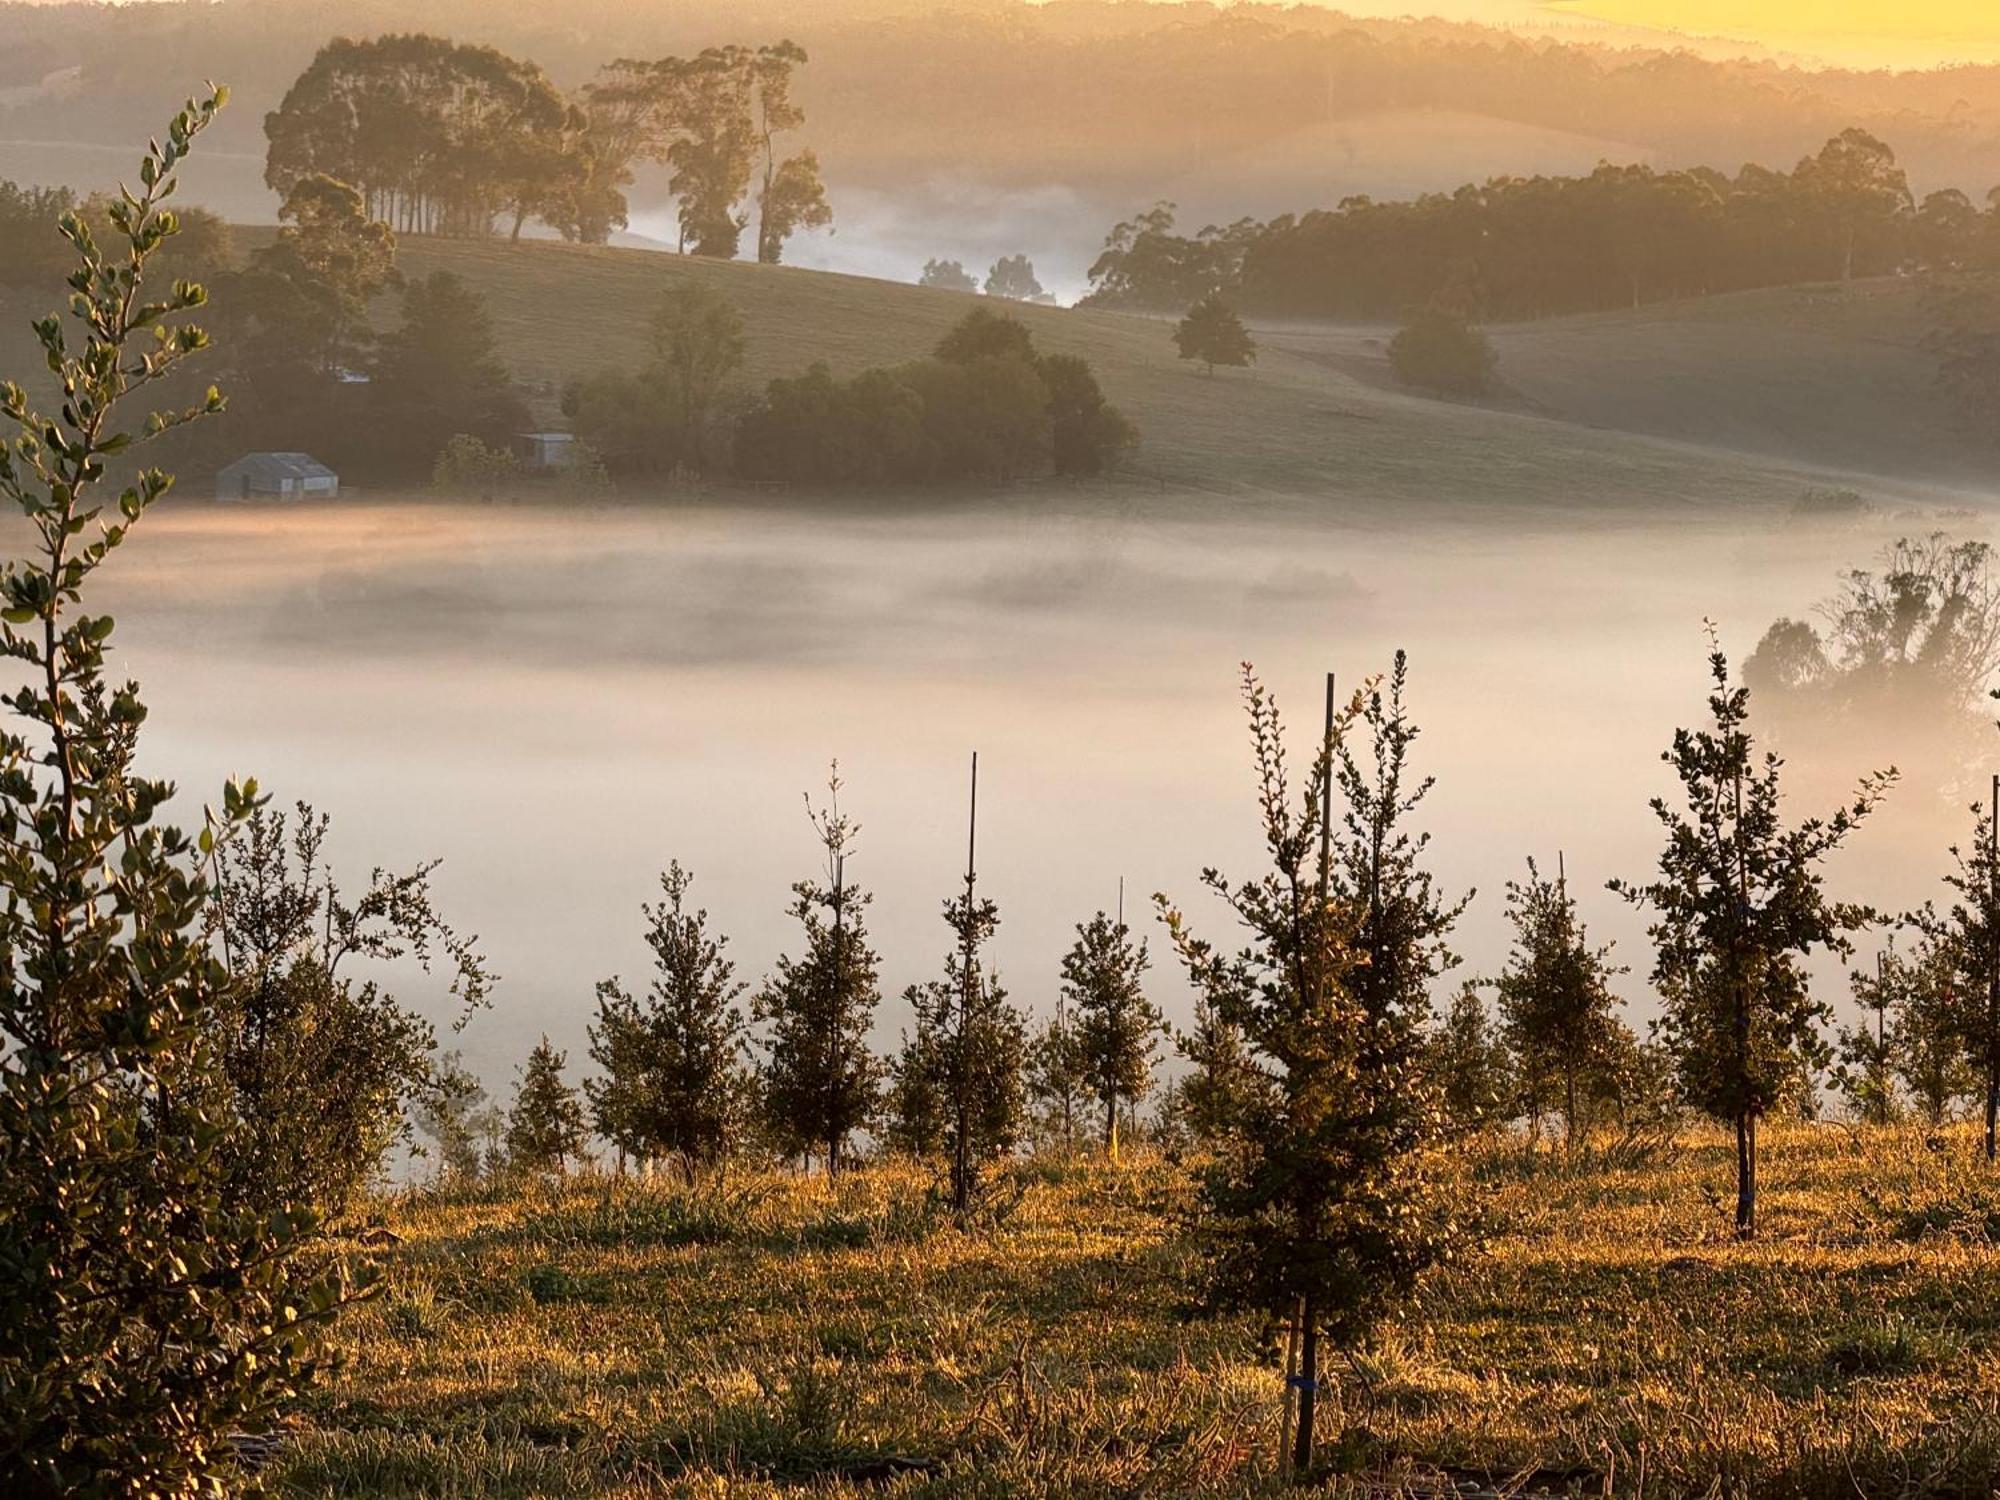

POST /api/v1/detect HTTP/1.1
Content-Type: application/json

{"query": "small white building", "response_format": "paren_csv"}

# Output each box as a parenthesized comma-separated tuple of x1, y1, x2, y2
(215, 452, 340, 502)
(514, 431, 577, 470)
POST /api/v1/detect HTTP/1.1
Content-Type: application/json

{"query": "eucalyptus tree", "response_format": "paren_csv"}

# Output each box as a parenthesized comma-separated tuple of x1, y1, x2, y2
(1613, 642, 1891, 1235)
(586, 862, 751, 1180)
(0, 90, 359, 1492)
(756, 767, 882, 1174)
(1158, 666, 1463, 1477)
(1061, 908, 1161, 1156)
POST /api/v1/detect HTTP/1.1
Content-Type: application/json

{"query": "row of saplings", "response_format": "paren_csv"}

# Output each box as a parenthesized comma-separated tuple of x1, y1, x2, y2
(9, 103, 2000, 1494)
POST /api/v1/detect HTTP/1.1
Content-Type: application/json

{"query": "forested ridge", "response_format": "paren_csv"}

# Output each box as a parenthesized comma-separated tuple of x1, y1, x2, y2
(8, 1, 2000, 218)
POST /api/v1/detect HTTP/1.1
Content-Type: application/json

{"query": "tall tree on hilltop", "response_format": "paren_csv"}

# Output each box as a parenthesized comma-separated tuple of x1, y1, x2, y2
(1494, 857, 1627, 1153)
(1793, 127, 1912, 282)
(985, 254, 1045, 301)
(1158, 666, 1464, 1477)
(587, 862, 751, 1180)
(0, 90, 361, 1491)
(756, 766, 882, 1174)
(1613, 639, 1891, 1235)
(1061, 905, 1161, 1157)
(750, 41, 832, 263)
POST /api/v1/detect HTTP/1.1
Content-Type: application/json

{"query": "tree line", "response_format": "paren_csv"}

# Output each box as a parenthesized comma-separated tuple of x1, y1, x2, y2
(1084, 129, 1987, 322)
(566, 300, 1137, 488)
(265, 32, 831, 257)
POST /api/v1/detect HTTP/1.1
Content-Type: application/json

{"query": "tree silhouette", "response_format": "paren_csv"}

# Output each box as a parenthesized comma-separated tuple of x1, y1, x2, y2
(1613, 640, 1891, 1234)
(587, 862, 750, 1180)
(1173, 294, 1256, 373)
(0, 90, 358, 1489)
(755, 766, 882, 1174)
(506, 1036, 588, 1174)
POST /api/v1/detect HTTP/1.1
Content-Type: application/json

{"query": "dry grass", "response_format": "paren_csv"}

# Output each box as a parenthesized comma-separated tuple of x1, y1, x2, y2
(277, 1123, 2000, 1497)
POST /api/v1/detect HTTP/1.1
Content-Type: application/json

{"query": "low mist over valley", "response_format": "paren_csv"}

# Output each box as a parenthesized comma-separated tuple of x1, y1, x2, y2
(13, 5, 2000, 1497)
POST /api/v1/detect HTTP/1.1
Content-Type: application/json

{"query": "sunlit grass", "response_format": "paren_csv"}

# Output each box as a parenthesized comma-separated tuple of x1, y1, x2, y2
(278, 1124, 2000, 1496)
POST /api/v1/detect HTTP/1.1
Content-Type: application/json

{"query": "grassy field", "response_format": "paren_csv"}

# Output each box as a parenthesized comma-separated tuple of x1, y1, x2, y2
(273, 1124, 2000, 1498)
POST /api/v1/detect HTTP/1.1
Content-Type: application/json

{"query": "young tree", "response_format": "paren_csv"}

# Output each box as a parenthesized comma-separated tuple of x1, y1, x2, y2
(1881, 924, 1979, 1125)
(912, 758, 1027, 1212)
(1062, 908, 1162, 1156)
(506, 1036, 589, 1175)
(920, 257, 979, 292)
(1173, 294, 1256, 374)
(984, 253, 1045, 301)
(1172, 983, 1266, 1145)
(1330, 653, 1470, 1046)
(1835, 948, 1904, 1125)
(756, 767, 882, 1174)
(1428, 984, 1517, 1133)
(1613, 642, 1890, 1235)
(1493, 858, 1627, 1153)
(1024, 996, 1090, 1154)
(208, 800, 492, 1220)
(1917, 793, 2000, 1159)
(0, 90, 357, 1491)
(1157, 666, 1463, 1476)
(413, 1051, 492, 1183)
(585, 862, 750, 1180)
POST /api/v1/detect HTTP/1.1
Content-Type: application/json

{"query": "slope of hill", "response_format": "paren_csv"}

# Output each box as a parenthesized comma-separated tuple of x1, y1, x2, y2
(1251, 276, 1993, 488)
(370, 236, 1985, 512)
(0, 232, 1977, 514)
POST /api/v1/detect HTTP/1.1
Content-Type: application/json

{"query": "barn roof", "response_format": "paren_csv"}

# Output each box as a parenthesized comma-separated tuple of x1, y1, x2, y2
(218, 452, 337, 483)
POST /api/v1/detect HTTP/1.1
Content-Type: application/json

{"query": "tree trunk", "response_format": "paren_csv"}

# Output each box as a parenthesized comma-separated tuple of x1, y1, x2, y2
(1564, 1066, 1578, 1158)
(1291, 1294, 1319, 1477)
(1735, 1111, 1757, 1237)
(1986, 1059, 1997, 1163)
(1105, 1094, 1118, 1160)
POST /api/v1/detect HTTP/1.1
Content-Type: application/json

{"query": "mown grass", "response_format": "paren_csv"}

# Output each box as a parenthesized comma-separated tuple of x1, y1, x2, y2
(274, 1122, 2000, 1497)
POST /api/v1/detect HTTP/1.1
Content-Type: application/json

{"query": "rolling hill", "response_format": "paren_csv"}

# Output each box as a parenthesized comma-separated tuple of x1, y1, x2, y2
(372, 235, 1990, 514)
(0, 231, 1983, 516)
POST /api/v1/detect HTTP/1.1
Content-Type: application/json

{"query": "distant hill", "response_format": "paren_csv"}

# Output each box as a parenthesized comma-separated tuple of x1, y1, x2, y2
(365, 236, 1987, 509)
(6, 0, 2000, 293)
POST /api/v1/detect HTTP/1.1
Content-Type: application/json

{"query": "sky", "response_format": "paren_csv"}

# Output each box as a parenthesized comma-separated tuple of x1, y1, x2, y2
(1166, 1, 2000, 68)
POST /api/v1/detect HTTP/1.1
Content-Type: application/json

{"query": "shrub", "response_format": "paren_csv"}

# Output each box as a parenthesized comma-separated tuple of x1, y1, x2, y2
(1389, 305, 1497, 395)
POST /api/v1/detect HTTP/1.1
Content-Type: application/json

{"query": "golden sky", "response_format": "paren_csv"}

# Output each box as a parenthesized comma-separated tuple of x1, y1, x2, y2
(1541, 1, 2000, 66)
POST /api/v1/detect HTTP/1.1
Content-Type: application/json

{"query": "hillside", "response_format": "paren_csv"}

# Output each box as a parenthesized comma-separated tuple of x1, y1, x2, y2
(1255, 276, 1995, 489)
(374, 236, 1985, 511)
(0, 231, 1977, 513)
